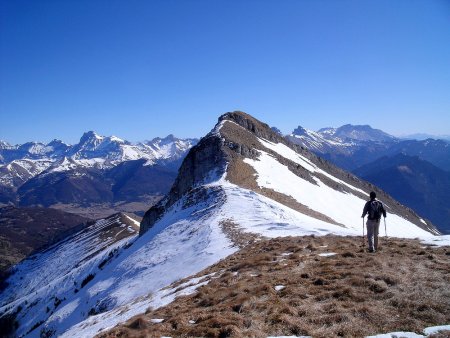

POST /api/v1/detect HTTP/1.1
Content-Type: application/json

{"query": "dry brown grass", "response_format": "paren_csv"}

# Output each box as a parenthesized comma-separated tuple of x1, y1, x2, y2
(98, 235, 450, 338)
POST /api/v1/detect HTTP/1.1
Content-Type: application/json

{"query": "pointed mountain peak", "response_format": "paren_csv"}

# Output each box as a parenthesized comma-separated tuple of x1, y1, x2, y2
(47, 139, 68, 146)
(271, 127, 283, 136)
(217, 111, 284, 144)
(79, 131, 103, 144)
(162, 134, 177, 142)
(0, 140, 13, 149)
(317, 126, 337, 135)
(219, 111, 270, 131)
(149, 134, 178, 145)
(79, 131, 124, 144)
(292, 126, 309, 136)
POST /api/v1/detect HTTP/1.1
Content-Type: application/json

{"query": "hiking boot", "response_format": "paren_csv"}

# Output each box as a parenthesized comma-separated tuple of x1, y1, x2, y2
(368, 248, 376, 253)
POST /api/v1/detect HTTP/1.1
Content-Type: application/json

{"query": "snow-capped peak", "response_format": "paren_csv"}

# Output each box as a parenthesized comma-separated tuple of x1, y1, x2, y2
(80, 130, 103, 141)
(109, 135, 125, 143)
(75, 131, 106, 150)
(142, 135, 198, 161)
(317, 126, 337, 136)
(0, 140, 13, 149)
(292, 125, 309, 136)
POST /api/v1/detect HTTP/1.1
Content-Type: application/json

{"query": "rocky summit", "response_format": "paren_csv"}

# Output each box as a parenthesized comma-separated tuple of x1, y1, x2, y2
(141, 111, 438, 236)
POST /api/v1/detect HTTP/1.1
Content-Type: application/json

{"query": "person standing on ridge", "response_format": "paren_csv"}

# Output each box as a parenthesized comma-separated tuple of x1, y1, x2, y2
(361, 191, 387, 252)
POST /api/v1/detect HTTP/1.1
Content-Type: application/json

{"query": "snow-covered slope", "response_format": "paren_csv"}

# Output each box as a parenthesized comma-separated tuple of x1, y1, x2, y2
(0, 112, 445, 337)
(0, 159, 54, 188)
(0, 213, 140, 337)
(142, 134, 196, 162)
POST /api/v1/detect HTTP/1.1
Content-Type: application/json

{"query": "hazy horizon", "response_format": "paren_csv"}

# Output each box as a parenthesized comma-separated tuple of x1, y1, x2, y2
(1, 119, 450, 146)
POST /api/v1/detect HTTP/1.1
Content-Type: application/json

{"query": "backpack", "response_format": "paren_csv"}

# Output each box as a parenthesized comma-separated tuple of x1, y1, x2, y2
(368, 200, 382, 220)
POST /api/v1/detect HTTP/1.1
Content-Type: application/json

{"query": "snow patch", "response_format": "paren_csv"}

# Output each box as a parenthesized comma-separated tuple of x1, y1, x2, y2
(150, 318, 165, 323)
(423, 325, 450, 335)
(274, 285, 285, 291)
(125, 215, 141, 227)
(366, 332, 425, 338)
(318, 252, 337, 257)
(420, 235, 450, 247)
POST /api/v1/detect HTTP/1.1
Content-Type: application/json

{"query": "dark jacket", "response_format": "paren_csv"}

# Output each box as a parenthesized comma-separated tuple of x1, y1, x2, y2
(362, 199, 387, 220)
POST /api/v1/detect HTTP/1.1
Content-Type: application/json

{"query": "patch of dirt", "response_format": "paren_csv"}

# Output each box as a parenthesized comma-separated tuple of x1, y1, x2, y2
(98, 235, 450, 338)
(220, 219, 262, 249)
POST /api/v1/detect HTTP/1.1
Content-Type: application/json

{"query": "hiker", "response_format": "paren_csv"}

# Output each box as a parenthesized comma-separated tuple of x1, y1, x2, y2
(361, 191, 386, 252)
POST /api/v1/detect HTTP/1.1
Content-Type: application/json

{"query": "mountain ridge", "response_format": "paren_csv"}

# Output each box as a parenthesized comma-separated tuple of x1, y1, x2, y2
(0, 112, 445, 338)
(142, 111, 437, 236)
(0, 132, 198, 167)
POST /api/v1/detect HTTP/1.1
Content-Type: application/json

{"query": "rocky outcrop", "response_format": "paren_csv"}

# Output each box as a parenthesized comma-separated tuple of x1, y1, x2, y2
(140, 133, 227, 234)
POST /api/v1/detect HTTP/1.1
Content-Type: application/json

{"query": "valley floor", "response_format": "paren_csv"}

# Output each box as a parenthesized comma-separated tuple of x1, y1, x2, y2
(100, 235, 450, 338)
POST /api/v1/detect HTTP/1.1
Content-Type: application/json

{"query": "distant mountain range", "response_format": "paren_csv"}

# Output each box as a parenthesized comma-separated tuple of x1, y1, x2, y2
(399, 133, 450, 141)
(287, 124, 450, 233)
(287, 124, 450, 172)
(0, 133, 197, 217)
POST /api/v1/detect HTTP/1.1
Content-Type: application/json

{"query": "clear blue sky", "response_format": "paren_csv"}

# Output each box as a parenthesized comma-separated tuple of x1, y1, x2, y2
(1, 0, 449, 144)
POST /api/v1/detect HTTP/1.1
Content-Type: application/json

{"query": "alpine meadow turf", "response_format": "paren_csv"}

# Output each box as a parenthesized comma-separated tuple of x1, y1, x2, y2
(100, 235, 450, 338)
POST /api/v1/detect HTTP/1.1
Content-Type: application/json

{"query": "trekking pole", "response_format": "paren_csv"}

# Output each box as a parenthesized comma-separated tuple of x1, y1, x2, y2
(362, 216, 365, 247)
(384, 217, 387, 238)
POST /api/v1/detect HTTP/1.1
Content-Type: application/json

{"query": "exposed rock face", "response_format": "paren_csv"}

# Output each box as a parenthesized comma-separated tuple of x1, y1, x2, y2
(140, 130, 227, 234)
(140, 111, 439, 236)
